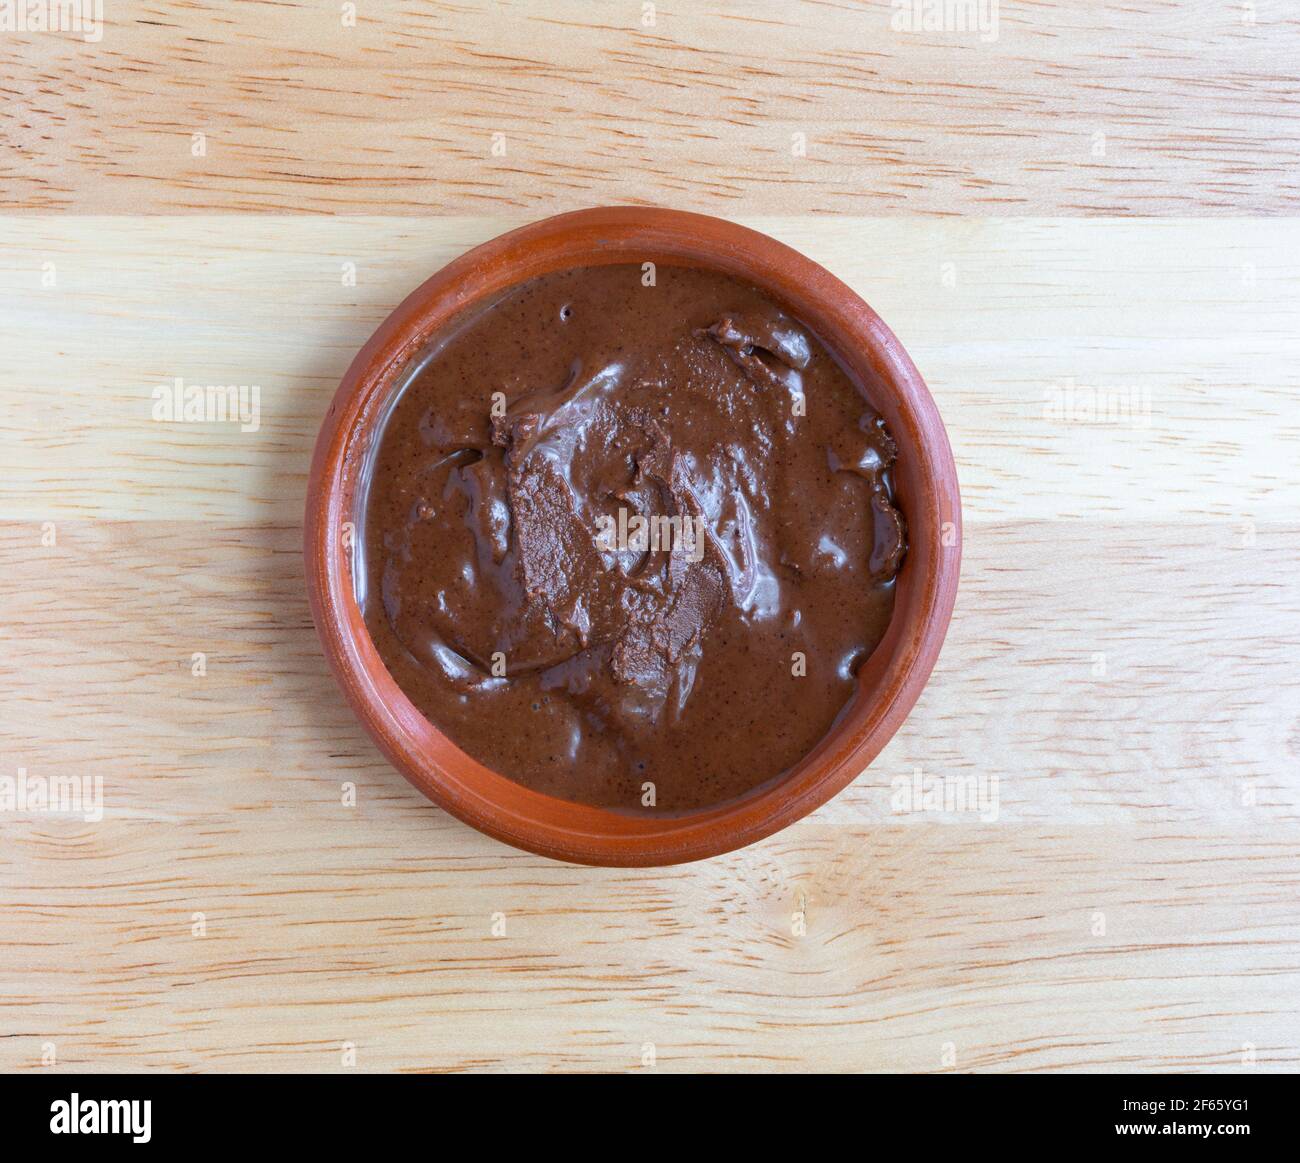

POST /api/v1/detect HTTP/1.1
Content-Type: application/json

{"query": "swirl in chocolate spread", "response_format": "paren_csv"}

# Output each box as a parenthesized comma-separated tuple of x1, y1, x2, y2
(361, 264, 906, 811)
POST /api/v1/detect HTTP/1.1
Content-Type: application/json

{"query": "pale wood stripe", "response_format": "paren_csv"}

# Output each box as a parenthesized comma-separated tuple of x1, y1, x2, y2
(2, 814, 1296, 1072)
(1, 519, 1296, 826)
(2, 217, 1297, 523)
(4, 1, 1299, 215)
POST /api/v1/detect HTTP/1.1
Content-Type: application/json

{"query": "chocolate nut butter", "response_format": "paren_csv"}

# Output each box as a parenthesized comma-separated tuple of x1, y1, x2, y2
(360, 263, 906, 812)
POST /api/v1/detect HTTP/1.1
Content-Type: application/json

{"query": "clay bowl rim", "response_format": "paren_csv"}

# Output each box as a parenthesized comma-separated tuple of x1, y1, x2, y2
(305, 206, 961, 867)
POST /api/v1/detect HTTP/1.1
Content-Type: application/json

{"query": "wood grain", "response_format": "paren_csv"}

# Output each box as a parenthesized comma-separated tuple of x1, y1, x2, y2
(3, 1, 1299, 216)
(3, 216, 1298, 522)
(2, 214, 1298, 1071)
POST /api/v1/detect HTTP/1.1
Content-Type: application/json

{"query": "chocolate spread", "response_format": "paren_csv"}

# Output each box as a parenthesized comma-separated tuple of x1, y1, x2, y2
(360, 264, 905, 811)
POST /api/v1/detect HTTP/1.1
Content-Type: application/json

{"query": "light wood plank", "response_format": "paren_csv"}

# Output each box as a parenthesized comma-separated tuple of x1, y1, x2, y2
(2, 217, 1297, 523)
(4, 1, 1299, 215)
(1, 520, 1297, 825)
(2, 816, 1297, 1072)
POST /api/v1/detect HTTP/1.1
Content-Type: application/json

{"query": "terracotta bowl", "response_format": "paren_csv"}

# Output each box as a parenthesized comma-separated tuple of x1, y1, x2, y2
(305, 207, 960, 866)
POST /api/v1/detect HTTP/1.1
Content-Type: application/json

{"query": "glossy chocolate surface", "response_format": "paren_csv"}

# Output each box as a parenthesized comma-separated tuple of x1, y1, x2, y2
(361, 264, 905, 811)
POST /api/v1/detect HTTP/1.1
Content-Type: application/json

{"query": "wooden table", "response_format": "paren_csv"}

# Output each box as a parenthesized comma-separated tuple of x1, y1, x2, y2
(3, 2, 1297, 1073)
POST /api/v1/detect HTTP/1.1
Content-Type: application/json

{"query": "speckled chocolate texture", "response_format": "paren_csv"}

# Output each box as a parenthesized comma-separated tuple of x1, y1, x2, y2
(361, 264, 905, 811)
